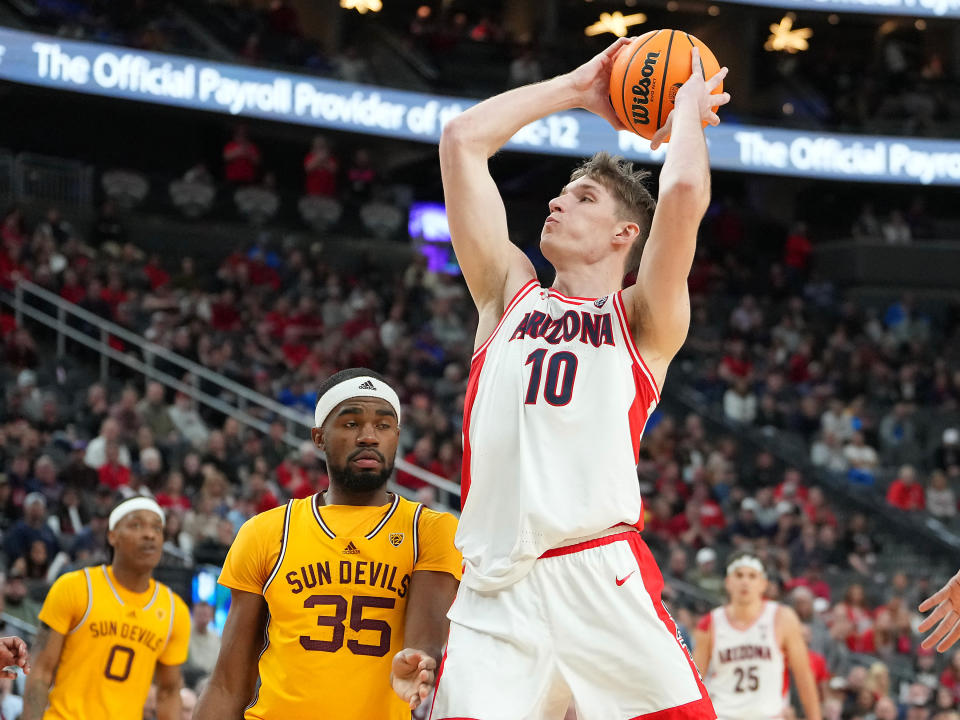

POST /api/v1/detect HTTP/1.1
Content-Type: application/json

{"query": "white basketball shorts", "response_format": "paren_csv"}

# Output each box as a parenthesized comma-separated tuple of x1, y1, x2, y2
(430, 527, 717, 720)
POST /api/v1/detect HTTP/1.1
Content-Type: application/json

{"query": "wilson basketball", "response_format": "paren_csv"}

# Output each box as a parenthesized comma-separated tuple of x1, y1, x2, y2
(609, 29, 722, 140)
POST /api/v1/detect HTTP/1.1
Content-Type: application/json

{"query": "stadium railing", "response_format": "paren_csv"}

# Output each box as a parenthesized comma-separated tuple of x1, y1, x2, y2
(3, 279, 462, 506)
(13, 153, 93, 209)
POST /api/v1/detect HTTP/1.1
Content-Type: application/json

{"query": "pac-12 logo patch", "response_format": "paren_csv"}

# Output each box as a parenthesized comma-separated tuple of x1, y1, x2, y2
(594, 296, 608, 308)
(389, 533, 405, 547)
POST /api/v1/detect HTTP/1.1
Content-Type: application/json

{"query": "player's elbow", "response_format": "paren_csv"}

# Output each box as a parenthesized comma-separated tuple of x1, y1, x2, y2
(439, 117, 486, 161)
(659, 177, 710, 217)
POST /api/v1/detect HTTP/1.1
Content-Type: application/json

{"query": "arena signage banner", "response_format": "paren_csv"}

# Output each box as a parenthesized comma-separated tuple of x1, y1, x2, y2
(721, 0, 960, 18)
(2, 28, 960, 185)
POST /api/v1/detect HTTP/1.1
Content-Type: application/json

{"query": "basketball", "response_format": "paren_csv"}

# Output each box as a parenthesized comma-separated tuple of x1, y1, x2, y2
(609, 29, 723, 140)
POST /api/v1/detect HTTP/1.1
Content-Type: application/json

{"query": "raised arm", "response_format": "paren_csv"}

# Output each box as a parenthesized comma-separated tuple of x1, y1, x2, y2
(22, 623, 65, 720)
(391, 569, 459, 710)
(440, 38, 631, 331)
(624, 47, 729, 376)
(194, 589, 267, 720)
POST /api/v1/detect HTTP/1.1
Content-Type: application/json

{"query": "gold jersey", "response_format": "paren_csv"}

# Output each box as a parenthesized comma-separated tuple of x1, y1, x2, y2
(37, 564, 191, 720)
(219, 493, 460, 720)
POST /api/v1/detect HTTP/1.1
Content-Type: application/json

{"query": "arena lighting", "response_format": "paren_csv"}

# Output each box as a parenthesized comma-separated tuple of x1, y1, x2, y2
(340, 0, 382, 13)
(764, 16, 813, 53)
(584, 11, 647, 37)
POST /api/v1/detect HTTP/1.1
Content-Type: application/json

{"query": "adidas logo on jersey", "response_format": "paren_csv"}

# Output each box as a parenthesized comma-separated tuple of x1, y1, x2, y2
(343, 541, 361, 555)
(358, 380, 377, 390)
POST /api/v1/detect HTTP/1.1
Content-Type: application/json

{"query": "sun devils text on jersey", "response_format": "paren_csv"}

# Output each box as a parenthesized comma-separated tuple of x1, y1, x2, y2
(219, 493, 460, 720)
(37, 564, 191, 720)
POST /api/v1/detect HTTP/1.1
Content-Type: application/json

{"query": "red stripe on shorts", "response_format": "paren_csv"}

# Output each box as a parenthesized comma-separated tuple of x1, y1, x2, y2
(626, 532, 717, 720)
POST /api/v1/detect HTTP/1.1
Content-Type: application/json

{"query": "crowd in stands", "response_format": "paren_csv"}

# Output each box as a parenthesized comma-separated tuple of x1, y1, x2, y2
(2, 179, 960, 715)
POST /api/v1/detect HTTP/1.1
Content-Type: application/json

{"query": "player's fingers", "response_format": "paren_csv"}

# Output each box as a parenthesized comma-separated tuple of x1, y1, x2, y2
(939, 621, 960, 653)
(689, 46, 703, 78)
(649, 124, 669, 151)
(918, 600, 951, 631)
(711, 92, 732, 108)
(922, 611, 957, 648)
(706, 67, 728, 90)
(604, 36, 633, 58)
(919, 587, 949, 612)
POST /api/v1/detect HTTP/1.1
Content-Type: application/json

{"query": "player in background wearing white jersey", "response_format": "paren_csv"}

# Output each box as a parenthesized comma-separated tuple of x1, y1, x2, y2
(692, 551, 821, 720)
(431, 35, 730, 720)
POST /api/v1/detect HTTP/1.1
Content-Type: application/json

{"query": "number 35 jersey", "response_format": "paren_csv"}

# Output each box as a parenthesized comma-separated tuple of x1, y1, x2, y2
(219, 493, 461, 720)
(37, 564, 191, 720)
(458, 282, 660, 592)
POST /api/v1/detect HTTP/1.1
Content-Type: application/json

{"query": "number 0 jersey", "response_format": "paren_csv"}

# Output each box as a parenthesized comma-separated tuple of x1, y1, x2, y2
(37, 565, 191, 720)
(703, 602, 788, 720)
(219, 494, 461, 720)
(458, 281, 660, 591)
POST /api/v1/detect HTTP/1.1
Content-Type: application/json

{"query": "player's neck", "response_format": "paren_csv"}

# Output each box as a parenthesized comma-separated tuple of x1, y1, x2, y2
(727, 599, 765, 622)
(552, 267, 620, 300)
(109, 562, 153, 593)
(321, 486, 391, 507)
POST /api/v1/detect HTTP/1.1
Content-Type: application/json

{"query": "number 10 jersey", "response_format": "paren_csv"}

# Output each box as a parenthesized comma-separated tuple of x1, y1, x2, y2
(219, 493, 460, 720)
(458, 282, 660, 592)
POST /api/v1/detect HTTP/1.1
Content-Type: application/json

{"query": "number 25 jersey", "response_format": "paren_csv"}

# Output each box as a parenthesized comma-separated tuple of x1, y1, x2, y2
(458, 282, 661, 591)
(219, 493, 461, 720)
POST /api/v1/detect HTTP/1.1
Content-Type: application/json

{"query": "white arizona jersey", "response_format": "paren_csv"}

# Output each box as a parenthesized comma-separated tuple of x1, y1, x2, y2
(704, 602, 788, 720)
(457, 281, 660, 591)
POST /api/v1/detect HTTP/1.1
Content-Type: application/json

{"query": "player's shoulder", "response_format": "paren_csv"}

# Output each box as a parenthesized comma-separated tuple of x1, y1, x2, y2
(50, 565, 96, 592)
(414, 503, 458, 537)
(696, 609, 714, 632)
(772, 601, 800, 627)
(241, 501, 290, 534)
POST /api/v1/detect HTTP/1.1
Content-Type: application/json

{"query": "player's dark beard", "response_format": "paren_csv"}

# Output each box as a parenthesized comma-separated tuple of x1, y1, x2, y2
(329, 451, 394, 493)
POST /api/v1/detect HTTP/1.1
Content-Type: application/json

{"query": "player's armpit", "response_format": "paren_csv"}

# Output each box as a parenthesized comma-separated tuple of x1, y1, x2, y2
(21, 623, 65, 720)
(193, 589, 268, 720)
(154, 662, 183, 720)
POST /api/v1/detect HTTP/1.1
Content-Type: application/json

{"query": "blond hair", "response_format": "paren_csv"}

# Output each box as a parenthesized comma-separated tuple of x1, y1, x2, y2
(569, 151, 657, 276)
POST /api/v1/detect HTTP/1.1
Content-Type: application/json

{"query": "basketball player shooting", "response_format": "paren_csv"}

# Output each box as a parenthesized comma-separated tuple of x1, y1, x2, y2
(693, 552, 822, 720)
(430, 39, 730, 719)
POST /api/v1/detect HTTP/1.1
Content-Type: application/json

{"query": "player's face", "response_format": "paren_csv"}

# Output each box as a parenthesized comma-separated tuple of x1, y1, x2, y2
(314, 397, 399, 493)
(725, 566, 768, 603)
(540, 177, 627, 269)
(109, 510, 164, 570)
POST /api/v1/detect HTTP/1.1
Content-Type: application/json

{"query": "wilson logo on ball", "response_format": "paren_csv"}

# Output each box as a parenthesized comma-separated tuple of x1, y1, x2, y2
(630, 52, 661, 126)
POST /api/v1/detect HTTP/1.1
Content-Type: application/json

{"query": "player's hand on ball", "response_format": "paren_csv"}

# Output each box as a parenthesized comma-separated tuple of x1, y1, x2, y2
(650, 46, 730, 150)
(566, 36, 633, 132)
(0, 636, 30, 677)
(391, 648, 436, 710)
(919, 570, 960, 652)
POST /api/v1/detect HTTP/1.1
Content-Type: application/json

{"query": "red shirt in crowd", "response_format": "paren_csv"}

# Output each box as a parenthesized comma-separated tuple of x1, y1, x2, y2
(784, 232, 813, 270)
(808, 649, 830, 686)
(886, 479, 925, 511)
(99, 462, 131, 490)
(304, 152, 338, 197)
(396, 451, 444, 491)
(155, 493, 191, 512)
(223, 140, 261, 184)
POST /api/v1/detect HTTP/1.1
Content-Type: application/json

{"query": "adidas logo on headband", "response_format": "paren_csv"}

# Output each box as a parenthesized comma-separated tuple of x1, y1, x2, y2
(358, 380, 377, 391)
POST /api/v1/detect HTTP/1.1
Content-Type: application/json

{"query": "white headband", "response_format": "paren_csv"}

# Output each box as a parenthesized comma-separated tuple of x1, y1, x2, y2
(314, 375, 402, 428)
(726, 556, 766, 576)
(109, 498, 165, 531)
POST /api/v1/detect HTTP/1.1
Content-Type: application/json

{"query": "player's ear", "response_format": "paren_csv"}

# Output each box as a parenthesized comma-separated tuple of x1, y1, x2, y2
(311, 426, 324, 451)
(613, 221, 639, 249)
